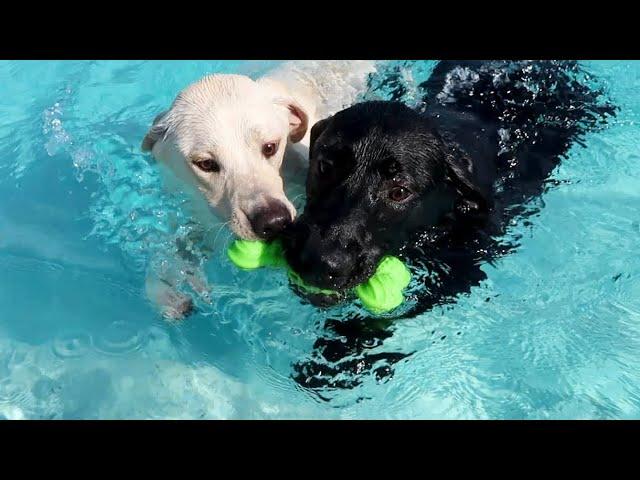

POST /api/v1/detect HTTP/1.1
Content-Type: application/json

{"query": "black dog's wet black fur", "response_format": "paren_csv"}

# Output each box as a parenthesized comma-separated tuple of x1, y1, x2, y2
(284, 61, 616, 395)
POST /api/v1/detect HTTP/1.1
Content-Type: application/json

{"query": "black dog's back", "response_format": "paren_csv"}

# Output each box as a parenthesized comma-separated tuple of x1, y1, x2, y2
(421, 60, 615, 200)
(408, 60, 616, 312)
(292, 60, 616, 396)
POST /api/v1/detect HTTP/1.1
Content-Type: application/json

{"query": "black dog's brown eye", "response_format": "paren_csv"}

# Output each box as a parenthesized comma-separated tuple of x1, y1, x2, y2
(389, 186, 412, 202)
(193, 159, 220, 173)
(262, 142, 278, 158)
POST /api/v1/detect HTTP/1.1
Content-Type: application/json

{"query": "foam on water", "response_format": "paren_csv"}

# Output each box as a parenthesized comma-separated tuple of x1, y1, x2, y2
(1, 60, 639, 419)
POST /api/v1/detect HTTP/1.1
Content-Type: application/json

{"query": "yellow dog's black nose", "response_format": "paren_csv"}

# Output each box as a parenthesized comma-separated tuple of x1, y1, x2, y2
(249, 200, 292, 240)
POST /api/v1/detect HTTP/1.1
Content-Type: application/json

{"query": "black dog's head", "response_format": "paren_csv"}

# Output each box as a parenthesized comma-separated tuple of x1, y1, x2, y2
(283, 101, 488, 293)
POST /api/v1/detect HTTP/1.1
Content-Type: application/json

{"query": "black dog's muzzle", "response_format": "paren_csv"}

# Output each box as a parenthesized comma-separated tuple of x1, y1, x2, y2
(282, 218, 383, 291)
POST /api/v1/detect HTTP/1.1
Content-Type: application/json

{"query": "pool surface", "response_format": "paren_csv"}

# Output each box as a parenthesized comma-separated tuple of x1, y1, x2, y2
(1, 60, 639, 419)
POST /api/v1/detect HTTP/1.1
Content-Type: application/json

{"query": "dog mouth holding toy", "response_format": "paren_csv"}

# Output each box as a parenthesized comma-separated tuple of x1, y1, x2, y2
(226, 221, 412, 314)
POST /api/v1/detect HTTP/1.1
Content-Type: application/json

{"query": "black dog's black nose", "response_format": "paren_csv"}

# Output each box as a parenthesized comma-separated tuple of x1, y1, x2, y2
(321, 251, 350, 278)
(309, 250, 353, 289)
(249, 200, 292, 240)
(282, 222, 362, 291)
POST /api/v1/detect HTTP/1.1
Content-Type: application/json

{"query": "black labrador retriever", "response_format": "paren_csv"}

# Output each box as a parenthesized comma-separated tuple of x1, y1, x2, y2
(281, 60, 616, 396)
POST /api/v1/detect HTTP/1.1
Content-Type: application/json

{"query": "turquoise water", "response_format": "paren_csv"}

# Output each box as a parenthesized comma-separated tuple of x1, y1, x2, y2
(1, 60, 639, 419)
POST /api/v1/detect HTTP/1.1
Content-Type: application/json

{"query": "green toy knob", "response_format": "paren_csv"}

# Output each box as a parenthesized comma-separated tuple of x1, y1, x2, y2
(227, 239, 286, 269)
(354, 256, 411, 313)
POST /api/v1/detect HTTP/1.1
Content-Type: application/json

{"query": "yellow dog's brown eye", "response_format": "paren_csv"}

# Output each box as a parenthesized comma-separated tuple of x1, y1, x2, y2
(262, 142, 278, 158)
(194, 159, 220, 173)
(389, 186, 412, 202)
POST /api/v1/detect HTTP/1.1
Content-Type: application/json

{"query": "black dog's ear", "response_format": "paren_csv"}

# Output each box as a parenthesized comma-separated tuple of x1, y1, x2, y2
(309, 116, 333, 150)
(444, 152, 492, 213)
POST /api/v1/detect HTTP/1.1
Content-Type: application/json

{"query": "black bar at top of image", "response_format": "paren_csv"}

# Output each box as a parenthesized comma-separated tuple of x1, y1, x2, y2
(2, 12, 639, 60)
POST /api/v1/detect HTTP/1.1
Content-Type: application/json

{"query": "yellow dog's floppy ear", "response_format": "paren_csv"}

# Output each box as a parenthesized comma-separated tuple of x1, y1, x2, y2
(281, 99, 309, 144)
(258, 78, 310, 144)
(141, 111, 169, 152)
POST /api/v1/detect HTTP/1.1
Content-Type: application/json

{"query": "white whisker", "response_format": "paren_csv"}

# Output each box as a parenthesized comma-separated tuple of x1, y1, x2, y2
(211, 221, 231, 248)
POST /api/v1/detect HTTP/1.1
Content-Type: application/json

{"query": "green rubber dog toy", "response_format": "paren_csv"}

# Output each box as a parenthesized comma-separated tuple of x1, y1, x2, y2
(227, 239, 411, 314)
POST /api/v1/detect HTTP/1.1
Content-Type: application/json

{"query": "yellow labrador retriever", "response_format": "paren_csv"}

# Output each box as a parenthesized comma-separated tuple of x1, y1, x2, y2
(142, 60, 377, 319)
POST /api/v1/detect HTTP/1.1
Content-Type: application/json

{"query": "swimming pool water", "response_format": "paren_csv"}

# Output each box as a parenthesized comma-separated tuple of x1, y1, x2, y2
(1, 60, 639, 419)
